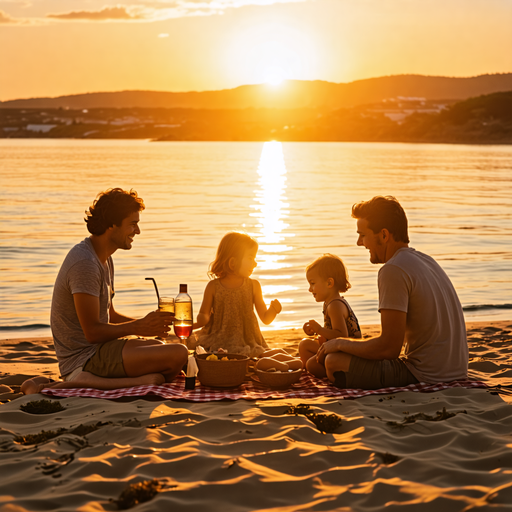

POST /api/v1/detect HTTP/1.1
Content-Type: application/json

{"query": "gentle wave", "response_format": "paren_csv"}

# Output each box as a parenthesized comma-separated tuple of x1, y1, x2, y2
(0, 324, 51, 331)
(462, 304, 512, 311)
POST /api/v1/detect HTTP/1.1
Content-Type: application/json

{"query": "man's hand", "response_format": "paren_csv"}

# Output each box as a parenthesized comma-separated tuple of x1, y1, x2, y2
(303, 319, 322, 336)
(316, 337, 344, 364)
(134, 310, 174, 338)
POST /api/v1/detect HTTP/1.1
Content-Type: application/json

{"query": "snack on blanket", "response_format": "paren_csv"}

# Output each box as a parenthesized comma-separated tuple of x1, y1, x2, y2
(256, 357, 289, 372)
(261, 348, 288, 358)
(286, 359, 303, 371)
(271, 353, 295, 363)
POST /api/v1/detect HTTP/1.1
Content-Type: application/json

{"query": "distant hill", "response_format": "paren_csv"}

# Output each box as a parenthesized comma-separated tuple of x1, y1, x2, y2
(1, 73, 512, 110)
(2, 90, 510, 144)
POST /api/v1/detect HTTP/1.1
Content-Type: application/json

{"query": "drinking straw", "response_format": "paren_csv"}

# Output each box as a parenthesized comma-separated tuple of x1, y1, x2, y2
(145, 277, 160, 304)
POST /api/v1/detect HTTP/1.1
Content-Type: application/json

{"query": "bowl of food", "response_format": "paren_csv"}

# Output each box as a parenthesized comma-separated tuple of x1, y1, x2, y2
(251, 353, 304, 389)
(253, 367, 303, 389)
(195, 352, 249, 388)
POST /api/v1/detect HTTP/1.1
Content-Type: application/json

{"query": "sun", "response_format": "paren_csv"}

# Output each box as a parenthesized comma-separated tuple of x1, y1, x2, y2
(264, 65, 286, 86)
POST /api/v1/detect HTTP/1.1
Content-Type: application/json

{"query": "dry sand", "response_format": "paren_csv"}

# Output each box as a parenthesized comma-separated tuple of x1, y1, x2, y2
(0, 321, 511, 511)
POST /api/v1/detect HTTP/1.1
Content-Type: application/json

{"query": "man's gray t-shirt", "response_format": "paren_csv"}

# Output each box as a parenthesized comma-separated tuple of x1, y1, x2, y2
(378, 247, 468, 383)
(51, 238, 114, 376)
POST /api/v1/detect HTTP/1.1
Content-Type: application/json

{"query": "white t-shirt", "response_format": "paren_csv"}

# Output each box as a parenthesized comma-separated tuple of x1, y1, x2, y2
(50, 238, 114, 376)
(378, 247, 468, 383)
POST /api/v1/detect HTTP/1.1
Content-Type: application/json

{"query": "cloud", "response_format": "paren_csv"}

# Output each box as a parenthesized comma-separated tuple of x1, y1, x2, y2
(0, 0, 306, 25)
(0, 7, 32, 23)
(44, 0, 306, 23)
(46, 6, 146, 21)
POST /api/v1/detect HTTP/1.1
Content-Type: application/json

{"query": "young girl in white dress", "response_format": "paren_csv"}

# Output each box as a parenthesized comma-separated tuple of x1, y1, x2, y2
(193, 232, 282, 357)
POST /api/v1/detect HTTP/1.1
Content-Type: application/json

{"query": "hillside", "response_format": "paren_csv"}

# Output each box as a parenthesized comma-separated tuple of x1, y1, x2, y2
(1, 91, 510, 144)
(1, 73, 512, 110)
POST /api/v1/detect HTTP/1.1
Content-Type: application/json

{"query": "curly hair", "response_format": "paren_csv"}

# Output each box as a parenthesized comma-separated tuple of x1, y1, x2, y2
(208, 232, 258, 279)
(306, 254, 351, 293)
(351, 195, 409, 243)
(85, 188, 145, 236)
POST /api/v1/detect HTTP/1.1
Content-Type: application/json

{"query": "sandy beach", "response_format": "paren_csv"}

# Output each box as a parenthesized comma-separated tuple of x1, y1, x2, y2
(1, 320, 511, 511)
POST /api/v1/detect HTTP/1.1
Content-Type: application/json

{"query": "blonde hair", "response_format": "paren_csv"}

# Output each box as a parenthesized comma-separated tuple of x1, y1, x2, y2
(209, 232, 258, 279)
(306, 254, 351, 293)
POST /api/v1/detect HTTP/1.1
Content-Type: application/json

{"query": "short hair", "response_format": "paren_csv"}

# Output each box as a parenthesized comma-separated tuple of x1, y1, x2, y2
(306, 254, 351, 293)
(351, 195, 409, 243)
(85, 188, 145, 236)
(209, 232, 258, 279)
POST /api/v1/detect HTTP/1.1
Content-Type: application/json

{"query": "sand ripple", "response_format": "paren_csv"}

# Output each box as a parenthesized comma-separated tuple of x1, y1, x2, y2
(0, 322, 511, 511)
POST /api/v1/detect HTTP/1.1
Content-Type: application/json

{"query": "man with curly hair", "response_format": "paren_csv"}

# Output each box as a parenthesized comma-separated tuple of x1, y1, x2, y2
(317, 195, 468, 390)
(23, 188, 188, 394)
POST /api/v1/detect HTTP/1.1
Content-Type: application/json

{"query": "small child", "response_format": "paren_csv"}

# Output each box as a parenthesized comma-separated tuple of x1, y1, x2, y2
(299, 254, 361, 378)
(192, 232, 282, 357)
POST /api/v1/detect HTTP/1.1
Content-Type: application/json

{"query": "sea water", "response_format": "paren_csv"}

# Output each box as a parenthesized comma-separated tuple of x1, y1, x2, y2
(1, 139, 511, 338)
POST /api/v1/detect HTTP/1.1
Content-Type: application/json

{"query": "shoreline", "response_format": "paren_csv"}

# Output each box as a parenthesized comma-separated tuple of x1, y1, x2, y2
(2, 136, 511, 145)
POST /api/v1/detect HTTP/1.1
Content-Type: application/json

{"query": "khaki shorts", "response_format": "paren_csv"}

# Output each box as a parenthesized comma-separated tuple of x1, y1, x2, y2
(81, 338, 129, 378)
(334, 356, 419, 390)
(62, 366, 84, 382)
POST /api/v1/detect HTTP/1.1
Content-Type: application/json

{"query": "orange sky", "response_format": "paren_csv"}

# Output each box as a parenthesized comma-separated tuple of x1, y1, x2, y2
(0, 0, 511, 101)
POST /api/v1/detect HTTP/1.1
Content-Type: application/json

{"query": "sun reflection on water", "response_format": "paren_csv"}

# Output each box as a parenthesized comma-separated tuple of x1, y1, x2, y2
(250, 141, 297, 329)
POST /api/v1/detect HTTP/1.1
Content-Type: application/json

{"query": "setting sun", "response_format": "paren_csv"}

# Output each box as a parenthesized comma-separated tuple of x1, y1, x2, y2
(264, 66, 286, 85)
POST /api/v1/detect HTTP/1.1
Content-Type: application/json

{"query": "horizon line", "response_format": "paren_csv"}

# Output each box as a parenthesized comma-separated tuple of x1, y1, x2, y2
(2, 71, 511, 104)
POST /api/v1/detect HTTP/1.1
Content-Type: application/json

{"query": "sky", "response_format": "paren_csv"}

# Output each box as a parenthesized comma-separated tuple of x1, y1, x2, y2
(0, 0, 511, 101)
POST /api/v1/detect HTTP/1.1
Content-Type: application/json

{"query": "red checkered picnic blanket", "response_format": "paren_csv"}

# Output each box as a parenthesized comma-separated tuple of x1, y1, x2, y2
(41, 373, 487, 401)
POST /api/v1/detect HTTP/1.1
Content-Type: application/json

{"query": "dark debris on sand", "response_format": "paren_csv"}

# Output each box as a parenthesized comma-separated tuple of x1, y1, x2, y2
(375, 452, 401, 464)
(13, 421, 110, 446)
(387, 407, 467, 428)
(115, 479, 161, 510)
(14, 428, 67, 445)
(286, 403, 342, 433)
(20, 399, 65, 414)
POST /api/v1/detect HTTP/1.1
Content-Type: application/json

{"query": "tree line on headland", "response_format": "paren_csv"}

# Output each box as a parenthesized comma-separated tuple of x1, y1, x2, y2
(1, 74, 511, 144)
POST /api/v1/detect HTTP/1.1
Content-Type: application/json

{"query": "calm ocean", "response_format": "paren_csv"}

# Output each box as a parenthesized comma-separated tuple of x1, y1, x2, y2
(1, 139, 511, 338)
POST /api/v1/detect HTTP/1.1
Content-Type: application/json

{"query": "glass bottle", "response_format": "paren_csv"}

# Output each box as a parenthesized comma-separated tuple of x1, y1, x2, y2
(174, 284, 193, 341)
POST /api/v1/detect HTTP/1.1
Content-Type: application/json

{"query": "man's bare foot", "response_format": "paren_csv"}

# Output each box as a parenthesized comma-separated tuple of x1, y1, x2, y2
(21, 372, 166, 394)
(21, 376, 53, 395)
(136, 373, 165, 386)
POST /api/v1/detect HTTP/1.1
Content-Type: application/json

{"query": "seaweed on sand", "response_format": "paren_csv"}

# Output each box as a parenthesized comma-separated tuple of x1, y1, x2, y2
(286, 403, 342, 433)
(286, 404, 312, 415)
(20, 399, 65, 414)
(69, 421, 110, 436)
(387, 407, 467, 428)
(115, 479, 161, 510)
(14, 428, 67, 445)
(13, 421, 110, 446)
(306, 412, 342, 433)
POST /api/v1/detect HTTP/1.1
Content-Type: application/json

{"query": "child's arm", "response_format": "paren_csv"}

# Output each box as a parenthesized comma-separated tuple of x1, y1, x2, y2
(192, 280, 215, 330)
(305, 300, 349, 340)
(252, 279, 282, 325)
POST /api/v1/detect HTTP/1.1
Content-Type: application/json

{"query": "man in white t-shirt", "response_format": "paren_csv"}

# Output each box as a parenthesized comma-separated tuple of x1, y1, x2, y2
(22, 188, 188, 394)
(317, 195, 468, 389)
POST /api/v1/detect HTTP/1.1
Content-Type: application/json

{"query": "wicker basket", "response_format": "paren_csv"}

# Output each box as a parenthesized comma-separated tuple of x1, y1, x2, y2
(253, 368, 303, 389)
(195, 353, 249, 388)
